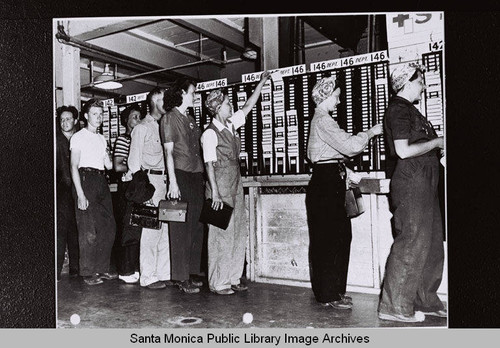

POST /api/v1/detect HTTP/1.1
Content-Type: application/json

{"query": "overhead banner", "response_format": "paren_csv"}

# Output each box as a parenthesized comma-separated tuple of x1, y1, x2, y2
(126, 92, 147, 104)
(241, 64, 306, 83)
(310, 51, 388, 72)
(195, 78, 227, 92)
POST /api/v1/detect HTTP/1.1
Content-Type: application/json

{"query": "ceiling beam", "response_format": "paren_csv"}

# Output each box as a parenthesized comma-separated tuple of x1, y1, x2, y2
(126, 28, 223, 64)
(170, 18, 246, 52)
(68, 19, 162, 41)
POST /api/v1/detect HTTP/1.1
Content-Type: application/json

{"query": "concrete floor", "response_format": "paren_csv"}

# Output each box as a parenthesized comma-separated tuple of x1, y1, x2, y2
(56, 272, 447, 329)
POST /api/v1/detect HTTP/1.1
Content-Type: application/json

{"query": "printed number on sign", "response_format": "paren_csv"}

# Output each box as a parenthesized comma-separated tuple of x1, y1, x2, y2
(429, 41, 443, 52)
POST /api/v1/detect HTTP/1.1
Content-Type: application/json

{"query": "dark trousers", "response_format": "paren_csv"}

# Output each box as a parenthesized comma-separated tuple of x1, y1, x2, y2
(306, 163, 352, 303)
(57, 187, 79, 277)
(74, 169, 116, 277)
(379, 156, 444, 316)
(112, 180, 140, 276)
(168, 169, 204, 281)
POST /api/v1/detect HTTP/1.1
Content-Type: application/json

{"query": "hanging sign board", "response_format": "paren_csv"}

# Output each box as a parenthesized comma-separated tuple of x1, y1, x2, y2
(126, 93, 147, 104)
(102, 98, 115, 107)
(195, 78, 227, 92)
(386, 12, 444, 48)
(241, 64, 307, 83)
(310, 50, 389, 72)
(385, 12, 444, 63)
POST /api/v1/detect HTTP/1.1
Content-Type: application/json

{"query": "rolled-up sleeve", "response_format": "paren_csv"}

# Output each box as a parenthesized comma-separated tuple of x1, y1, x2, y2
(387, 105, 411, 140)
(317, 116, 369, 157)
(128, 124, 147, 173)
(160, 113, 177, 144)
(200, 129, 218, 163)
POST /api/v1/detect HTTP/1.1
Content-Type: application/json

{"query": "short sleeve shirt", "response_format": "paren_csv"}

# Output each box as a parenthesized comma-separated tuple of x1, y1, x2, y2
(160, 108, 204, 173)
(384, 96, 438, 158)
(70, 128, 107, 170)
(113, 134, 131, 164)
(200, 110, 245, 163)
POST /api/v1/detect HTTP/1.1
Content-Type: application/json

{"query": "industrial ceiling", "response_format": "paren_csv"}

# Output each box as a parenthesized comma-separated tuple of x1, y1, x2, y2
(55, 15, 379, 99)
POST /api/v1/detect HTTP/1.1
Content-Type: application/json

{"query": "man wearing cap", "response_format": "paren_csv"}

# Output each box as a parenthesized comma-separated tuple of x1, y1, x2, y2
(126, 87, 171, 289)
(306, 75, 383, 309)
(378, 62, 446, 323)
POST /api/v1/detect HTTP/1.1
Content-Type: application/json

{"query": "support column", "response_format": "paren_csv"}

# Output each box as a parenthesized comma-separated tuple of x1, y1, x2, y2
(261, 17, 279, 71)
(54, 36, 81, 110)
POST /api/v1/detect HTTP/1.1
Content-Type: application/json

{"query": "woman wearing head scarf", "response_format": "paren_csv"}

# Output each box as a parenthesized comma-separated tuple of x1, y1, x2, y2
(378, 62, 445, 323)
(201, 71, 271, 295)
(306, 75, 383, 309)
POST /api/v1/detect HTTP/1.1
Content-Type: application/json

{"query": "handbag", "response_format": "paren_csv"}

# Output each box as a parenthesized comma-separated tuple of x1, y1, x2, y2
(129, 203, 161, 229)
(158, 199, 188, 223)
(199, 199, 234, 230)
(344, 186, 365, 218)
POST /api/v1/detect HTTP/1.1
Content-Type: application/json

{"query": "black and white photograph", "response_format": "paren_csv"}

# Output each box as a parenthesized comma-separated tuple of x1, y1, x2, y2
(3, 4, 500, 347)
(53, 12, 448, 329)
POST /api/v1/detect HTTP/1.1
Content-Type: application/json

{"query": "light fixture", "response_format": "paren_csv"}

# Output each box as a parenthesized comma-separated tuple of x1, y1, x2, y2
(240, 17, 258, 61)
(94, 63, 123, 90)
(242, 47, 258, 60)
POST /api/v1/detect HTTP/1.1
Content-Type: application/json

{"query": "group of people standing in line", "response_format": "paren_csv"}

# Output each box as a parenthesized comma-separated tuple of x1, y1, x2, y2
(305, 62, 446, 323)
(56, 71, 272, 295)
(57, 62, 445, 322)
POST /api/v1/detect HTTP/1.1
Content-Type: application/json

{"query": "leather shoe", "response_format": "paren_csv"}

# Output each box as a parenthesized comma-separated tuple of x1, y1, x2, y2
(190, 279, 203, 287)
(162, 280, 176, 286)
(421, 309, 447, 318)
(99, 272, 118, 280)
(177, 280, 200, 293)
(119, 274, 139, 284)
(84, 275, 103, 286)
(146, 281, 166, 289)
(320, 299, 352, 310)
(212, 288, 235, 295)
(231, 284, 248, 292)
(340, 294, 352, 303)
(378, 311, 425, 322)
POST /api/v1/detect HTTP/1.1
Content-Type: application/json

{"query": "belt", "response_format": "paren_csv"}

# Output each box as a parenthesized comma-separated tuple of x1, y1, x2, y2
(145, 169, 166, 175)
(79, 167, 105, 175)
(314, 159, 344, 164)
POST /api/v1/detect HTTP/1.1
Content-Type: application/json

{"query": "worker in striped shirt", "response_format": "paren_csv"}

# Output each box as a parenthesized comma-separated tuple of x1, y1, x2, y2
(113, 104, 141, 283)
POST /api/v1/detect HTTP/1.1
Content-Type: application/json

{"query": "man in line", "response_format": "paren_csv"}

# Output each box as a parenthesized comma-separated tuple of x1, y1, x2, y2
(126, 88, 171, 289)
(56, 105, 80, 281)
(70, 99, 117, 285)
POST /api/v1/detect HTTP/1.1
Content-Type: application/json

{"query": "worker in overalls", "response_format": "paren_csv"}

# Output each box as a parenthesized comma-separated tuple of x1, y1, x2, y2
(378, 62, 446, 322)
(201, 71, 271, 295)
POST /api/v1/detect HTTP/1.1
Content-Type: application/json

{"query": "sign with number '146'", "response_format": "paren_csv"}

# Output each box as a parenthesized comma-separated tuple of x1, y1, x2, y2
(196, 78, 227, 92)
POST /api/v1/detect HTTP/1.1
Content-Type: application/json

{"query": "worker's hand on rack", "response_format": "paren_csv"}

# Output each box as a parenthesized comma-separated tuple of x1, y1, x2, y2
(367, 124, 384, 138)
(436, 136, 444, 149)
(260, 70, 272, 83)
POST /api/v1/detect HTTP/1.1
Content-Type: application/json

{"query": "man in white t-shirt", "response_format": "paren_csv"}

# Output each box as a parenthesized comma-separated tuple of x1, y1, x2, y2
(70, 98, 117, 286)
